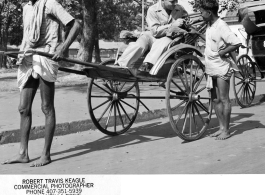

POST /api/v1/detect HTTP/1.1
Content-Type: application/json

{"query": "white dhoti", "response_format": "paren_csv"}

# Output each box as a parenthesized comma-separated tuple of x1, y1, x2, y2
(17, 47, 59, 91)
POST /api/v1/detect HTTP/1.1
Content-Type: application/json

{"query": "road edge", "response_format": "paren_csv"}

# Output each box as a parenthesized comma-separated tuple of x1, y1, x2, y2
(1, 94, 265, 145)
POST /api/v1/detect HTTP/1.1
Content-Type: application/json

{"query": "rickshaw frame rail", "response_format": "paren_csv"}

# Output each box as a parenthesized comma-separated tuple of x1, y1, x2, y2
(4, 16, 212, 142)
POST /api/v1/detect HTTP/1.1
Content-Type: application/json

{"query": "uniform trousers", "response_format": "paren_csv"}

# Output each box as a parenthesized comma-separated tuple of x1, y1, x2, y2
(117, 31, 173, 68)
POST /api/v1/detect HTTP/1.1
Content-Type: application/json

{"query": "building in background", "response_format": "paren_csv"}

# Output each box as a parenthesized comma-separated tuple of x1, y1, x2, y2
(68, 40, 124, 61)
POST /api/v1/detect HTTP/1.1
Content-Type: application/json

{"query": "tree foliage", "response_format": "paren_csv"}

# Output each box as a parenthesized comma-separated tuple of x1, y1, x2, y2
(188, 0, 247, 13)
(0, 0, 27, 68)
(0, 0, 156, 66)
(59, 0, 82, 19)
(98, 0, 141, 40)
(61, 0, 155, 41)
(0, 0, 26, 47)
(59, 0, 155, 63)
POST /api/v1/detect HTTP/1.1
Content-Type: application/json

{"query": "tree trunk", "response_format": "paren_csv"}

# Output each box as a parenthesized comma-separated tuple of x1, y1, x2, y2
(0, 45, 7, 69)
(76, 0, 101, 67)
(0, 21, 6, 69)
(93, 3, 101, 63)
(94, 28, 101, 63)
(0, 52, 5, 69)
(78, 0, 96, 63)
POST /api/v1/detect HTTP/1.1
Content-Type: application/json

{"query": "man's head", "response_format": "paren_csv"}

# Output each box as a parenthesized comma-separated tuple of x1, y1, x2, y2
(199, 0, 219, 22)
(162, 0, 178, 11)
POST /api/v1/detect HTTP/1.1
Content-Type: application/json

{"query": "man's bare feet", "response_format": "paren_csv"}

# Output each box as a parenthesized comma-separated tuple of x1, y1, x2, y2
(215, 132, 231, 140)
(209, 129, 222, 137)
(1, 154, 29, 165)
(30, 156, 51, 167)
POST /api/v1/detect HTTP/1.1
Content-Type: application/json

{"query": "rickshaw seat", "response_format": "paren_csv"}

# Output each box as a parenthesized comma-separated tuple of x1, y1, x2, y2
(116, 36, 184, 69)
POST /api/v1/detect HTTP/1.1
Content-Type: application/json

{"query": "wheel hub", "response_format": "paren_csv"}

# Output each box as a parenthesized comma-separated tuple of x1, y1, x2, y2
(244, 77, 253, 83)
(113, 93, 119, 101)
(189, 93, 200, 102)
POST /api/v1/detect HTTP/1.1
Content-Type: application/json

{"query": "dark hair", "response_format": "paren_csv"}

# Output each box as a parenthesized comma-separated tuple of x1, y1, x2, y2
(203, 6, 219, 15)
(201, 0, 219, 15)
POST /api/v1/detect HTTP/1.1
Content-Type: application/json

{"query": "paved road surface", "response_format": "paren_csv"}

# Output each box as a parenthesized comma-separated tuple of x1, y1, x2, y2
(1, 77, 265, 133)
(1, 102, 265, 174)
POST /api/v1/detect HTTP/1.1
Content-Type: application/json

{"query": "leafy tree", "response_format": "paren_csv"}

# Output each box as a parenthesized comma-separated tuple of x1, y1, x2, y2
(0, 0, 156, 67)
(62, 0, 153, 64)
(98, 0, 142, 41)
(188, 0, 247, 13)
(0, 0, 25, 69)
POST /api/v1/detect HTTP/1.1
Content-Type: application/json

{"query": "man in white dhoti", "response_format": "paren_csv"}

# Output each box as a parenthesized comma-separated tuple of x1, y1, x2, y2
(200, 0, 241, 140)
(2, 0, 81, 167)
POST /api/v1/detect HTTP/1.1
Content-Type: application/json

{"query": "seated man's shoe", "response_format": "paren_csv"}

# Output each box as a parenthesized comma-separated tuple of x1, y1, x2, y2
(138, 62, 153, 72)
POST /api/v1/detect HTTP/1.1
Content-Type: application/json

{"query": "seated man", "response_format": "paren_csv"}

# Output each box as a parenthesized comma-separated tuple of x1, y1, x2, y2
(116, 0, 188, 72)
(115, 30, 139, 64)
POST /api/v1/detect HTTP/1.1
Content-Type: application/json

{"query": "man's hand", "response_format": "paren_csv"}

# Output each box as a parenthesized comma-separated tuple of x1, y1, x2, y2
(218, 50, 230, 58)
(52, 44, 65, 61)
(167, 25, 187, 38)
(218, 44, 242, 58)
(188, 29, 200, 35)
(172, 18, 185, 28)
(51, 19, 81, 61)
(189, 17, 203, 25)
(52, 52, 63, 61)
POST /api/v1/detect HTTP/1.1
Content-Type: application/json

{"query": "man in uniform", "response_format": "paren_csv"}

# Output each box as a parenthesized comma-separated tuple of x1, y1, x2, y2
(117, 0, 188, 72)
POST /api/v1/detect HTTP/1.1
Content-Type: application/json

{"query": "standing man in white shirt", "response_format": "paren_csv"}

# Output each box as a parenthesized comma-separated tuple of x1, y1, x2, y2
(2, 0, 81, 167)
(200, 0, 241, 140)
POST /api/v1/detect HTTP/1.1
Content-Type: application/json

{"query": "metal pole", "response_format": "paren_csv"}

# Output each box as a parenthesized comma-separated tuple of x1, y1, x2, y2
(142, 0, 145, 31)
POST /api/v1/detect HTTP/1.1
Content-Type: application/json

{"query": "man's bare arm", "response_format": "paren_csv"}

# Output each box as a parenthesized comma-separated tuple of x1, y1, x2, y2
(52, 19, 81, 60)
(218, 44, 241, 58)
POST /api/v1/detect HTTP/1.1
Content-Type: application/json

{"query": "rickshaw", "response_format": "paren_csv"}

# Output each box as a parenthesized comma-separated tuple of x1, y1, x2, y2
(5, 13, 212, 142)
(233, 1, 265, 108)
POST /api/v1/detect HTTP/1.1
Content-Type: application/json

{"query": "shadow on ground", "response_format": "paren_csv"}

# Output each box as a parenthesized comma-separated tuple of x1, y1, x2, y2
(30, 112, 264, 163)
(205, 112, 265, 139)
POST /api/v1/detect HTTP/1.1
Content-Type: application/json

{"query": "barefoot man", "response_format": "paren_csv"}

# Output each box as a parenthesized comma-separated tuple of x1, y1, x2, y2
(199, 0, 241, 140)
(2, 0, 81, 166)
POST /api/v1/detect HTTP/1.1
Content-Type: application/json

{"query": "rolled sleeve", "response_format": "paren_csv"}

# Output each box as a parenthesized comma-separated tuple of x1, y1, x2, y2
(46, 0, 74, 26)
(220, 23, 241, 46)
(146, 8, 170, 38)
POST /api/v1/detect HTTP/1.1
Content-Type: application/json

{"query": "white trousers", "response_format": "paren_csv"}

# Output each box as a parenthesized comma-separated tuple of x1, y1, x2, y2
(117, 31, 172, 67)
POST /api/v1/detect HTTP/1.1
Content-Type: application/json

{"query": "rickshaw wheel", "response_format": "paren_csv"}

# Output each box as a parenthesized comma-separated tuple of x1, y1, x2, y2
(99, 59, 137, 93)
(87, 59, 140, 136)
(166, 55, 212, 141)
(232, 54, 256, 108)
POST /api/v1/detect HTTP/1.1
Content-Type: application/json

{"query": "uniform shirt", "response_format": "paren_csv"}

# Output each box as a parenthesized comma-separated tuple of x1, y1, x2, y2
(205, 18, 241, 76)
(146, 0, 188, 38)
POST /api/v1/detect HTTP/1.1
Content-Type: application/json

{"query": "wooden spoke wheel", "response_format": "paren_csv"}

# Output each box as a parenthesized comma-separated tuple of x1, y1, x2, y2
(87, 78, 140, 136)
(166, 55, 212, 141)
(232, 54, 256, 108)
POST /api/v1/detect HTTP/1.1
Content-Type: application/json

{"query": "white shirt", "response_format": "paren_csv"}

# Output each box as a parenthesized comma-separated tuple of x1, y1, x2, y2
(205, 18, 241, 76)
